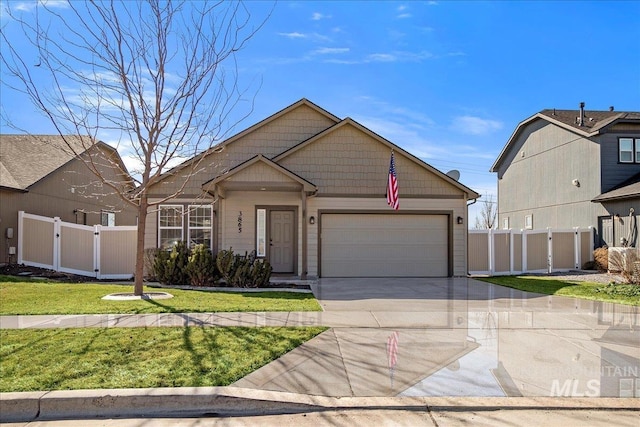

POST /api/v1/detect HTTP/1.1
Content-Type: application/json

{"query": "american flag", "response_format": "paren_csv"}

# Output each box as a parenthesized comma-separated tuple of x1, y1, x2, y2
(387, 151, 399, 210)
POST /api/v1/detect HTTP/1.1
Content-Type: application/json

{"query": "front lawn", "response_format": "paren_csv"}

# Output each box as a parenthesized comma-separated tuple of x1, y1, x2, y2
(477, 276, 640, 306)
(0, 326, 327, 392)
(0, 276, 322, 315)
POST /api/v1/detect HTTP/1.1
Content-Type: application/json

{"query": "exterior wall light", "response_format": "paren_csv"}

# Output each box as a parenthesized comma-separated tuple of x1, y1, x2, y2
(309, 216, 315, 225)
(457, 216, 464, 225)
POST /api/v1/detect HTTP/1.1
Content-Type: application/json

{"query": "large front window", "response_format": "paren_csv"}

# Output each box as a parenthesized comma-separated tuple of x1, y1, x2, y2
(188, 205, 212, 248)
(619, 138, 640, 163)
(159, 205, 183, 249)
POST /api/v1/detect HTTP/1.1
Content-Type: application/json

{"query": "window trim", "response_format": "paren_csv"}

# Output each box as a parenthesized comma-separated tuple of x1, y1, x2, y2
(619, 137, 640, 163)
(524, 214, 533, 230)
(256, 208, 267, 257)
(158, 205, 184, 249)
(101, 210, 115, 227)
(187, 204, 213, 248)
(502, 217, 509, 230)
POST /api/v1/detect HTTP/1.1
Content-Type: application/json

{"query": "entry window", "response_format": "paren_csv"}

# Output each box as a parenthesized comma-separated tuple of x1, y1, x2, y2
(159, 205, 183, 249)
(101, 211, 115, 227)
(619, 138, 640, 163)
(256, 208, 266, 257)
(188, 205, 212, 248)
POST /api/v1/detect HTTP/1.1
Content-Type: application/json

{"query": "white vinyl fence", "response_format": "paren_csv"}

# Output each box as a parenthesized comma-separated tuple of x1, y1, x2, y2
(468, 227, 594, 276)
(18, 211, 136, 279)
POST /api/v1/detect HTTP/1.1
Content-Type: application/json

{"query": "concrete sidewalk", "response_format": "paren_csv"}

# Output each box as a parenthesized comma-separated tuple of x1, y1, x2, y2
(2, 277, 639, 424)
(1, 386, 638, 424)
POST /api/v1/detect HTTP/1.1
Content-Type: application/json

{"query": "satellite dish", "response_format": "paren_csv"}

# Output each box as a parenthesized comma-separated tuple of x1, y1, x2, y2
(446, 169, 460, 181)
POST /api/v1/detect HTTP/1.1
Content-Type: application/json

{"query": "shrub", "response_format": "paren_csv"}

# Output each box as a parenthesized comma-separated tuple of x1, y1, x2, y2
(186, 244, 217, 287)
(144, 248, 160, 280)
(250, 259, 273, 288)
(153, 241, 190, 286)
(215, 248, 272, 287)
(593, 247, 608, 272)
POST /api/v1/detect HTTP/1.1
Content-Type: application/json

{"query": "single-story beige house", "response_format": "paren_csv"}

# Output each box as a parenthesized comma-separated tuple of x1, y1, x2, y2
(145, 99, 480, 278)
(0, 134, 137, 265)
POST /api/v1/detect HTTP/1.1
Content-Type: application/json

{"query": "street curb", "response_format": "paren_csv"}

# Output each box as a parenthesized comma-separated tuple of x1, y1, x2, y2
(2, 387, 639, 423)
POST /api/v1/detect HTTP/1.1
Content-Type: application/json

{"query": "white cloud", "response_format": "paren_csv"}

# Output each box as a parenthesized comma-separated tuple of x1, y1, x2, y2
(397, 13, 411, 19)
(311, 12, 331, 21)
(313, 47, 349, 55)
(367, 53, 396, 62)
(452, 116, 503, 135)
(12, 0, 68, 12)
(367, 50, 434, 63)
(277, 32, 307, 39)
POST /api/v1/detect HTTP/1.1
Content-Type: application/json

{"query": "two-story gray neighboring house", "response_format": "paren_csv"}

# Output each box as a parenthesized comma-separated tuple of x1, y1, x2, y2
(491, 103, 640, 248)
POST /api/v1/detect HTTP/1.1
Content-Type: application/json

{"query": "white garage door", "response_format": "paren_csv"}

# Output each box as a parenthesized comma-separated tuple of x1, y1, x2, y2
(320, 214, 449, 277)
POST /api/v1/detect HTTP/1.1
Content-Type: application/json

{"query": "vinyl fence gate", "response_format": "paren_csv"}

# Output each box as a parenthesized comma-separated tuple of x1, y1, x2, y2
(468, 227, 594, 276)
(17, 211, 137, 279)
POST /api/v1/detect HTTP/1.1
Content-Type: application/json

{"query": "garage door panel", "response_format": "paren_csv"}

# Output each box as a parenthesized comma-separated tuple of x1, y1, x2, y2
(321, 214, 448, 277)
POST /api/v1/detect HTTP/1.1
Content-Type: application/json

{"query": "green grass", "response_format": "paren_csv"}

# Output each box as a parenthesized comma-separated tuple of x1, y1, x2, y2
(0, 276, 322, 315)
(477, 276, 640, 306)
(0, 326, 327, 392)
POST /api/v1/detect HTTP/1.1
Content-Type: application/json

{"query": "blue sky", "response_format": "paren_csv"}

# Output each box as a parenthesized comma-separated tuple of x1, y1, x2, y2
(2, 1, 640, 224)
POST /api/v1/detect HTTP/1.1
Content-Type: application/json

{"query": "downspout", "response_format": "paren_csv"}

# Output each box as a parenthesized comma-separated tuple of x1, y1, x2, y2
(466, 196, 478, 277)
(301, 189, 307, 279)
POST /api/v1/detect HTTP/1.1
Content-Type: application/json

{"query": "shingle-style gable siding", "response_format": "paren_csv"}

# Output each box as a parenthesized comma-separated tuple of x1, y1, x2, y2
(227, 162, 297, 184)
(148, 104, 336, 197)
(277, 124, 462, 196)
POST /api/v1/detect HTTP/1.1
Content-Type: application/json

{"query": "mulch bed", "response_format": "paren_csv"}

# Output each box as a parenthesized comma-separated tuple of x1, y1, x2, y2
(0, 264, 99, 283)
(0, 264, 312, 290)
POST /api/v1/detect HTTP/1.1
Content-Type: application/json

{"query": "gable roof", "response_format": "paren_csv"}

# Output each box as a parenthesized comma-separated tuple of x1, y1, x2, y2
(592, 172, 640, 203)
(156, 98, 341, 181)
(202, 154, 317, 195)
(0, 134, 91, 191)
(491, 108, 640, 172)
(274, 117, 481, 199)
(0, 134, 132, 192)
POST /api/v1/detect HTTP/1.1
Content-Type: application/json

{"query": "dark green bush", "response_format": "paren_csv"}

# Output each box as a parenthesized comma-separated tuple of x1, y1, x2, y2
(186, 244, 217, 287)
(215, 248, 272, 287)
(153, 241, 190, 286)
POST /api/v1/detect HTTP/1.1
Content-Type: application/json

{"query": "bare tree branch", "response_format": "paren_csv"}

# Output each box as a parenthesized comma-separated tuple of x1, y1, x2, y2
(1, 0, 272, 294)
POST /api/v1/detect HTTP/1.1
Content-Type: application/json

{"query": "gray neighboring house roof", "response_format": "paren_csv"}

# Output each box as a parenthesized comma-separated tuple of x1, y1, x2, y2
(0, 134, 120, 192)
(592, 173, 640, 203)
(491, 108, 640, 172)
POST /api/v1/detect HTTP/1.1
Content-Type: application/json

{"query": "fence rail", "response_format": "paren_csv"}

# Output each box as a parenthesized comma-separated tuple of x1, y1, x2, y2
(469, 227, 594, 276)
(18, 211, 136, 279)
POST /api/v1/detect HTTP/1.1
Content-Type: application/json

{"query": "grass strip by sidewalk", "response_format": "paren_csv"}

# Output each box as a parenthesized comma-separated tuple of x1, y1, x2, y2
(0, 276, 322, 315)
(477, 276, 639, 306)
(0, 326, 327, 392)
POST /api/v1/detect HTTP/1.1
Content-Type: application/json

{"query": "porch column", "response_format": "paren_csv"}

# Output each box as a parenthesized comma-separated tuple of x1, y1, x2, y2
(301, 189, 308, 279)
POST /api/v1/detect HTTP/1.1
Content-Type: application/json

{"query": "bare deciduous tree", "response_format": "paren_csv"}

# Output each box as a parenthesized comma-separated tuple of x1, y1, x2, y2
(473, 194, 497, 230)
(1, 0, 270, 295)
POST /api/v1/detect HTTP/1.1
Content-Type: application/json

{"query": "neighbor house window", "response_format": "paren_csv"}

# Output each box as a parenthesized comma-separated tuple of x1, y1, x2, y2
(619, 138, 640, 163)
(524, 214, 533, 230)
(256, 208, 266, 257)
(502, 217, 509, 230)
(188, 205, 212, 248)
(158, 205, 183, 249)
(101, 211, 115, 227)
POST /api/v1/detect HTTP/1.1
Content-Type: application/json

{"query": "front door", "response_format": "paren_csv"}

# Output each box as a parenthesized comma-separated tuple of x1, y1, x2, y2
(270, 210, 295, 273)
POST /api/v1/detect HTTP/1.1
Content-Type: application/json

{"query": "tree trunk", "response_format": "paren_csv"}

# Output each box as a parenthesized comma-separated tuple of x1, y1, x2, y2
(134, 196, 148, 296)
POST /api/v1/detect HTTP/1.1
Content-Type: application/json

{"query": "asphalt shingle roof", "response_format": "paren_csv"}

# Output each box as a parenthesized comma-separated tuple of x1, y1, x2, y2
(0, 134, 92, 190)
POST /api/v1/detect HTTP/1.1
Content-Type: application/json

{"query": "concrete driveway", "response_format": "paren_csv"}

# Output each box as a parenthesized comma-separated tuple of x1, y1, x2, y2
(234, 277, 640, 399)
